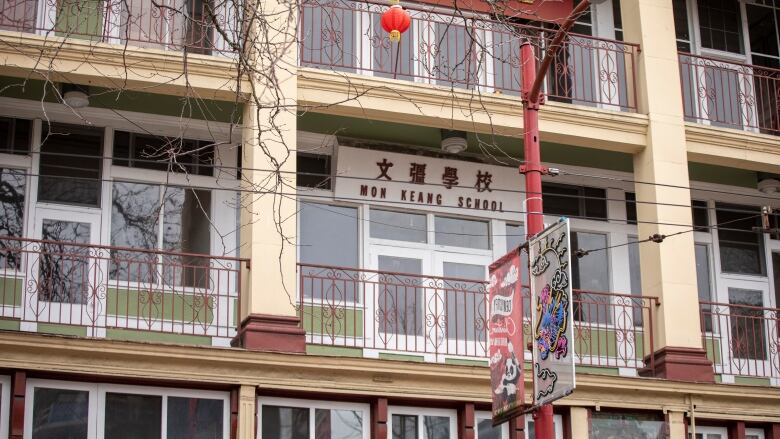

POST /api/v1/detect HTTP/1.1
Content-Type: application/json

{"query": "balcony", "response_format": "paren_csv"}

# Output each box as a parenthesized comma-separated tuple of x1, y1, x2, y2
(0, 0, 239, 55)
(299, 0, 639, 112)
(679, 52, 780, 135)
(0, 235, 245, 344)
(700, 301, 780, 384)
(298, 263, 658, 373)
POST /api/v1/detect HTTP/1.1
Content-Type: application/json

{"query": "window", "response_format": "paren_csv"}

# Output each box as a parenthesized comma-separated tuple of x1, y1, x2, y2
(110, 182, 213, 287)
(628, 236, 641, 295)
(443, 262, 486, 342)
(524, 413, 563, 439)
(625, 194, 708, 230)
(543, 184, 607, 220)
(370, 209, 427, 243)
(746, 428, 766, 439)
(0, 117, 31, 155)
(590, 412, 666, 439)
(728, 287, 767, 360)
(696, 244, 713, 332)
(474, 413, 507, 439)
(25, 379, 229, 439)
(388, 407, 455, 439)
(572, 231, 611, 324)
(434, 216, 489, 250)
(715, 203, 765, 275)
(0, 375, 9, 439)
(38, 123, 103, 207)
(258, 398, 369, 439)
(697, 0, 743, 53)
(0, 168, 26, 269)
(113, 131, 215, 177)
(298, 202, 359, 301)
(297, 154, 332, 189)
(673, 0, 692, 51)
(688, 426, 727, 439)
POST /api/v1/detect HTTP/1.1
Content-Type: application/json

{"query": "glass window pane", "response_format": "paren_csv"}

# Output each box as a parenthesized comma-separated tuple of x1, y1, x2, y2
(728, 288, 767, 360)
(542, 184, 580, 217)
(696, 244, 713, 332)
(300, 202, 358, 267)
(314, 408, 363, 439)
(39, 220, 91, 304)
(477, 418, 502, 439)
(392, 414, 418, 439)
(297, 154, 332, 189)
(32, 387, 89, 439)
(692, 200, 709, 231)
(262, 405, 309, 439)
(112, 132, 214, 177)
(628, 236, 641, 295)
(746, 4, 779, 57)
(505, 223, 524, 252)
(38, 123, 103, 207)
(572, 232, 610, 324)
(167, 397, 224, 439)
(434, 216, 489, 249)
(0, 168, 26, 269)
(443, 262, 486, 342)
(163, 187, 212, 287)
(590, 412, 666, 439)
(715, 203, 764, 275)
(625, 192, 637, 225)
(673, 0, 690, 43)
(110, 182, 160, 282)
(370, 209, 427, 243)
(378, 256, 423, 336)
(697, 0, 743, 53)
(0, 117, 30, 155)
(104, 393, 162, 439)
(422, 416, 450, 439)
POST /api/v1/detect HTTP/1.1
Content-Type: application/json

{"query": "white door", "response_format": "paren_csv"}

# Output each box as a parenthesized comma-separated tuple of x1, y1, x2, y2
(434, 254, 490, 359)
(714, 277, 773, 380)
(367, 245, 433, 357)
(23, 205, 104, 335)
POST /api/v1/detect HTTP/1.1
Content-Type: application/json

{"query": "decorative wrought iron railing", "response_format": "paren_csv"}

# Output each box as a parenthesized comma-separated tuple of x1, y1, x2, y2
(679, 52, 780, 135)
(700, 301, 780, 380)
(299, 0, 639, 111)
(298, 263, 657, 370)
(0, 0, 240, 55)
(0, 235, 245, 339)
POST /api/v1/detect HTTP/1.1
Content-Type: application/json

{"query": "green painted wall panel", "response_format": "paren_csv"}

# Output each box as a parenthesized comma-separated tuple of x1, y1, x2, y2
(704, 338, 722, 364)
(55, 0, 104, 41)
(37, 323, 88, 337)
(378, 352, 425, 362)
(305, 344, 364, 357)
(107, 288, 215, 325)
(0, 319, 20, 331)
(300, 304, 364, 337)
(0, 277, 22, 307)
(106, 328, 212, 345)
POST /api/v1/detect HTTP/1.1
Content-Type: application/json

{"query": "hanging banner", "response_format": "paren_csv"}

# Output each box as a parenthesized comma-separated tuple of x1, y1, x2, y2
(489, 249, 524, 425)
(529, 218, 574, 406)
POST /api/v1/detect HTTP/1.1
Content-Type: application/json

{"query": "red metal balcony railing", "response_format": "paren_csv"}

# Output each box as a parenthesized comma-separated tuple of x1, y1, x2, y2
(700, 301, 780, 380)
(0, 0, 239, 55)
(679, 52, 780, 135)
(299, 0, 639, 112)
(0, 235, 245, 339)
(298, 263, 657, 370)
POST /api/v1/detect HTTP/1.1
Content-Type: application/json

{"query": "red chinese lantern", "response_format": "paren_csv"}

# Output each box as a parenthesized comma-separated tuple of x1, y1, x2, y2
(381, 4, 411, 42)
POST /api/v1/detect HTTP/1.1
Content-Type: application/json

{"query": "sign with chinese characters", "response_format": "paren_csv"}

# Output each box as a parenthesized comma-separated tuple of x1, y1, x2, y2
(334, 146, 522, 220)
(489, 249, 524, 424)
(529, 218, 575, 406)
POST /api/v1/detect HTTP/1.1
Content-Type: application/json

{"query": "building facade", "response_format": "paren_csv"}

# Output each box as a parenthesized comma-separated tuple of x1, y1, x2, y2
(0, 0, 779, 437)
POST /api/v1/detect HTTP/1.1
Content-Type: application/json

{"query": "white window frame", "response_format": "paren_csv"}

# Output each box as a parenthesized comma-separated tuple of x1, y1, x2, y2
(257, 397, 370, 439)
(689, 425, 728, 438)
(474, 411, 508, 439)
(524, 413, 564, 439)
(24, 379, 230, 439)
(0, 375, 10, 439)
(387, 406, 457, 439)
(747, 428, 766, 439)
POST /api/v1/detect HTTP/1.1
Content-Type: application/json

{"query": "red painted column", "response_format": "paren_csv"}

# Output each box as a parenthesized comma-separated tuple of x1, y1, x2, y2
(229, 388, 239, 439)
(765, 423, 780, 439)
(508, 415, 526, 439)
(458, 403, 475, 439)
(10, 371, 26, 439)
(371, 397, 388, 439)
(728, 421, 746, 439)
(520, 41, 544, 239)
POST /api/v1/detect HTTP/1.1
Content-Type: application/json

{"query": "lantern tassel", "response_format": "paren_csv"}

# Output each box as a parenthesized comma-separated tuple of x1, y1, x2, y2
(390, 30, 401, 42)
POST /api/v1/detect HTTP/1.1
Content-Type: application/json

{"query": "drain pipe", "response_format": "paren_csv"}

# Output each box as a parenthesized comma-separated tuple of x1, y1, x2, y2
(689, 395, 697, 438)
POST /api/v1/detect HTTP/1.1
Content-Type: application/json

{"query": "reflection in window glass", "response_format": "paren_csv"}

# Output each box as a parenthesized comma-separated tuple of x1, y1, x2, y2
(314, 408, 363, 439)
(370, 209, 427, 243)
(110, 182, 161, 283)
(32, 387, 89, 439)
(38, 123, 102, 207)
(300, 202, 358, 267)
(422, 416, 449, 439)
(476, 418, 502, 439)
(590, 412, 666, 439)
(39, 220, 91, 304)
(715, 203, 764, 275)
(728, 288, 766, 360)
(163, 188, 211, 288)
(434, 216, 489, 249)
(697, 0, 743, 53)
(0, 117, 30, 155)
(262, 405, 309, 439)
(392, 414, 417, 439)
(443, 262, 486, 342)
(167, 397, 224, 439)
(378, 256, 423, 336)
(105, 393, 162, 439)
(0, 168, 26, 269)
(572, 232, 610, 324)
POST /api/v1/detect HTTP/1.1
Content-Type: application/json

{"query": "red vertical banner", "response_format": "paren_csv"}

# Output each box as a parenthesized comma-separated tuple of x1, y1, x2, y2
(489, 249, 524, 425)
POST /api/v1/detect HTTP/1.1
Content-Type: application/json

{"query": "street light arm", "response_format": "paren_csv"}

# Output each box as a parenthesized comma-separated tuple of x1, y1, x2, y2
(528, 0, 592, 101)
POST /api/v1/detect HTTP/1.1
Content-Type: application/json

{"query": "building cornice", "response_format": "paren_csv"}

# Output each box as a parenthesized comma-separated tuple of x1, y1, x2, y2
(1, 331, 779, 420)
(686, 122, 780, 172)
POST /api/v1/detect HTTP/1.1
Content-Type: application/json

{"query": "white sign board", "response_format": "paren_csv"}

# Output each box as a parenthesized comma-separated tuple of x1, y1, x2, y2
(334, 146, 523, 221)
(529, 218, 575, 405)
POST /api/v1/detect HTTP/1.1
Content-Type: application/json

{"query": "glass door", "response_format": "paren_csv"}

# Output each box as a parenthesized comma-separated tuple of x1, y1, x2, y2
(24, 205, 104, 335)
(368, 246, 432, 356)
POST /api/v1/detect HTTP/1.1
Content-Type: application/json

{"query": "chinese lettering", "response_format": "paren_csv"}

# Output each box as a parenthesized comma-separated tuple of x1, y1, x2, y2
(442, 167, 459, 189)
(410, 163, 427, 184)
(475, 170, 493, 192)
(376, 158, 394, 180)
